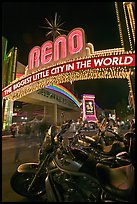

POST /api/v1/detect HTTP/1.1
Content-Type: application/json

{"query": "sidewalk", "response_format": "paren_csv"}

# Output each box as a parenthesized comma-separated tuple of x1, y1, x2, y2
(2, 135, 41, 151)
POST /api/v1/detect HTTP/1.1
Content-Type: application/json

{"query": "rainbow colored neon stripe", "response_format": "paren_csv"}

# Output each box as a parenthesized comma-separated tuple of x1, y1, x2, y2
(16, 73, 23, 79)
(46, 84, 81, 107)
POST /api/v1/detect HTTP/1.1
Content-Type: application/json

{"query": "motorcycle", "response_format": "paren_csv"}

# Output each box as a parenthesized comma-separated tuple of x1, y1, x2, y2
(10, 120, 135, 202)
(10, 120, 73, 199)
(69, 122, 126, 156)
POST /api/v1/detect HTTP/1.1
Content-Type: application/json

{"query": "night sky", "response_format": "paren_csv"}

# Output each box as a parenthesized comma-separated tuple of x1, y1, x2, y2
(2, 2, 131, 109)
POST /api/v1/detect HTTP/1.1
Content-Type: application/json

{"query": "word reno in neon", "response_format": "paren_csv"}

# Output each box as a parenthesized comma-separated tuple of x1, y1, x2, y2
(28, 28, 85, 70)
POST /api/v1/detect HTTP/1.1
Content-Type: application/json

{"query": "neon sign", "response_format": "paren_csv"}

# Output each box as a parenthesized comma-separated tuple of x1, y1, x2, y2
(2, 53, 135, 98)
(2, 26, 135, 101)
(82, 94, 97, 122)
(28, 28, 86, 70)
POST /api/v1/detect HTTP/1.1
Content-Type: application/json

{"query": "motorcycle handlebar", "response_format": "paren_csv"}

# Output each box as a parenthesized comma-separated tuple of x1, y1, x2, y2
(56, 120, 73, 143)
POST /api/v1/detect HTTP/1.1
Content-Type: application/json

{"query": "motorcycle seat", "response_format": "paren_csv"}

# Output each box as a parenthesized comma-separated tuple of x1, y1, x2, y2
(83, 134, 125, 156)
(96, 163, 135, 201)
(102, 141, 125, 156)
(89, 141, 126, 160)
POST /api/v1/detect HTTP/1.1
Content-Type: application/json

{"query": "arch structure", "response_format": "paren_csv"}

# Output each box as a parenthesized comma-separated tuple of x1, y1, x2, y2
(2, 27, 135, 102)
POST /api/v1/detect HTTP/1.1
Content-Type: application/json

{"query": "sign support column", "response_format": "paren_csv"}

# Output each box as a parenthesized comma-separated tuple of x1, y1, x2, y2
(53, 104, 57, 125)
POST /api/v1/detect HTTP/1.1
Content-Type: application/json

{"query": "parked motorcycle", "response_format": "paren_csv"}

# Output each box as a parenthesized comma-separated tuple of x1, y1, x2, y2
(70, 123, 126, 155)
(10, 120, 135, 202)
(10, 120, 73, 198)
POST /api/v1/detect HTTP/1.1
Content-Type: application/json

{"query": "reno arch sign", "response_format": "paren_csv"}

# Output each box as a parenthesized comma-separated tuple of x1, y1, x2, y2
(28, 28, 86, 70)
(2, 27, 135, 100)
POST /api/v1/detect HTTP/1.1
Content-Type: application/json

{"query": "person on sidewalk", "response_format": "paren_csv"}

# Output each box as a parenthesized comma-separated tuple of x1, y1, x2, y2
(10, 124, 16, 138)
(14, 126, 22, 163)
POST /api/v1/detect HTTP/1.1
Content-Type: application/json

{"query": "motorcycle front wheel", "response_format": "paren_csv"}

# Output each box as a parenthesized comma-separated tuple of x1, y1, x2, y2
(10, 171, 46, 198)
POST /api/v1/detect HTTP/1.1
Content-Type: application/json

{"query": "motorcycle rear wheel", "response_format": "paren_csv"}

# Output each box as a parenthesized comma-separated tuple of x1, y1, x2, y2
(10, 171, 46, 198)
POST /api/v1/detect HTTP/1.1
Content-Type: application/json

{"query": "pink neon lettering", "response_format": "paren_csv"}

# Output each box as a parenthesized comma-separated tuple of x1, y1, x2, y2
(28, 47, 40, 70)
(54, 36, 67, 61)
(68, 29, 83, 55)
(41, 41, 53, 65)
(28, 28, 85, 70)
